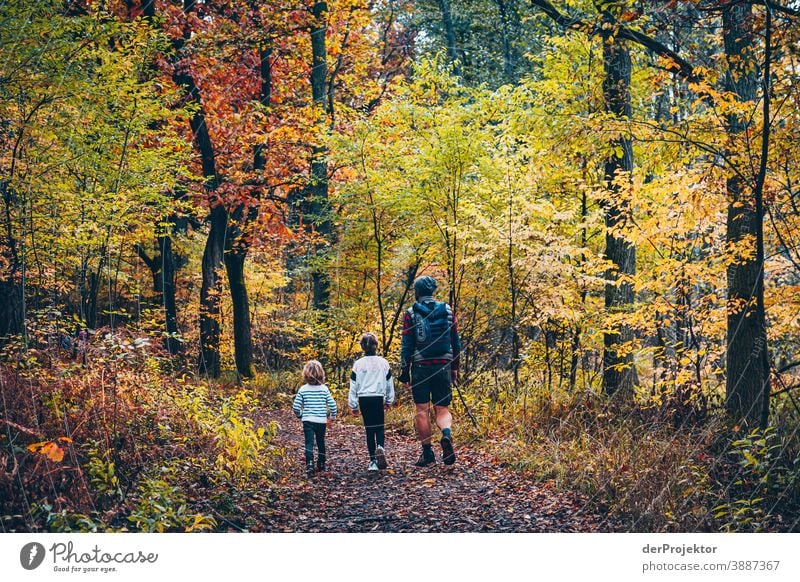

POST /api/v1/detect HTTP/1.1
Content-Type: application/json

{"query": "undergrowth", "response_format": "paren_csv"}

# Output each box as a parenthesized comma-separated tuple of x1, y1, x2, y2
(0, 331, 280, 532)
(463, 373, 800, 532)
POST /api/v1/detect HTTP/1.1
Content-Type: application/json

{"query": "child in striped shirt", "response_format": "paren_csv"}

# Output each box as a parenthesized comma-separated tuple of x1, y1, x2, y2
(292, 360, 337, 476)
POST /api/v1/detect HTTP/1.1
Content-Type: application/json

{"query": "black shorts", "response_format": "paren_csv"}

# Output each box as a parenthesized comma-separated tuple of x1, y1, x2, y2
(411, 364, 452, 406)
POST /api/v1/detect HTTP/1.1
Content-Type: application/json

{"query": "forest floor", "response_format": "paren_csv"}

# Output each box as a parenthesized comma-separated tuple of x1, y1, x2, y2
(248, 408, 611, 532)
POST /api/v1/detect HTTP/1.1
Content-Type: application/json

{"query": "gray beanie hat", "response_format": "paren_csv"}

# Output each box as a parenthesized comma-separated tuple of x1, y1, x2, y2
(413, 275, 437, 298)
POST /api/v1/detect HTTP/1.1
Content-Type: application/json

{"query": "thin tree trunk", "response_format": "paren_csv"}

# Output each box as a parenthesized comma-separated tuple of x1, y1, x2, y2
(86, 267, 102, 329)
(135, 235, 180, 354)
(494, 0, 516, 82)
(225, 230, 255, 379)
(438, 0, 461, 77)
(723, 2, 771, 428)
(507, 189, 520, 395)
(158, 228, 181, 354)
(199, 206, 226, 377)
(310, 0, 331, 310)
(569, 186, 588, 392)
(601, 24, 636, 397)
(0, 180, 23, 342)
(383, 261, 419, 354)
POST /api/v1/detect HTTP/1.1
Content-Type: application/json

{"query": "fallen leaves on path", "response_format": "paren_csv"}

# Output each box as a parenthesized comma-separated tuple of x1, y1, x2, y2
(247, 410, 610, 533)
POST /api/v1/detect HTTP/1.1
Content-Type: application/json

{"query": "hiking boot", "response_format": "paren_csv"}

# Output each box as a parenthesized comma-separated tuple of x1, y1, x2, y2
(414, 451, 436, 467)
(375, 446, 388, 470)
(306, 462, 315, 477)
(440, 435, 456, 466)
(317, 462, 326, 473)
(368, 460, 379, 472)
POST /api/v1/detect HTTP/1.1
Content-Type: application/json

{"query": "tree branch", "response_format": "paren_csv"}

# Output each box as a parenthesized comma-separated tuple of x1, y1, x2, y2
(134, 243, 159, 273)
(697, 1, 799, 18)
(530, 0, 701, 83)
(777, 360, 800, 374)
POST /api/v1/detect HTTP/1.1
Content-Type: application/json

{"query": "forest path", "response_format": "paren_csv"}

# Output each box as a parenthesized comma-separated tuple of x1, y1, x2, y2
(251, 408, 609, 532)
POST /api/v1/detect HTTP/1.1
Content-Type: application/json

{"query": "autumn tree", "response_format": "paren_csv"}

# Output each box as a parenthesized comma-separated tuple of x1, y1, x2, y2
(529, 0, 639, 396)
(0, 0, 188, 343)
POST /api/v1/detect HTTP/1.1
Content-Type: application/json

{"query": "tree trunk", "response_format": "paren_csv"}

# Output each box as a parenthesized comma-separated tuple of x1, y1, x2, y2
(168, 0, 226, 377)
(219, 45, 272, 379)
(0, 180, 23, 342)
(86, 268, 102, 329)
(225, 240, 254, 379)
(601, 26, 636, 397)
(158, 227, 181, 354)
(135, 232, 181, 354)
(310, 1, 331, 310)
(570, 185, 588, 392)
(438, 0, 462, 77)
(0, 279, 23, 342)
(494, 0, 516, 83)
(199, 205, 226, 377)
(507, 190, 520, 395)
(722, 2, 770, 428)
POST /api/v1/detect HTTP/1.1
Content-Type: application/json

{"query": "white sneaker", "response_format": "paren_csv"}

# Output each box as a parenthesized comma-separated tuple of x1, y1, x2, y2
(375, 446, 388, 470)
(368, 460, 379, 472)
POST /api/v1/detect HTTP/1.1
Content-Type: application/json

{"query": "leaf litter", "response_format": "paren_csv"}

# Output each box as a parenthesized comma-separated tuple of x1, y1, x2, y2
(250, 410, 611, 533)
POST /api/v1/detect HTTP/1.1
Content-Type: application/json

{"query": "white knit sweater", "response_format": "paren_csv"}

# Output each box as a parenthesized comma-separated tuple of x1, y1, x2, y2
(348, 355, 395, 410)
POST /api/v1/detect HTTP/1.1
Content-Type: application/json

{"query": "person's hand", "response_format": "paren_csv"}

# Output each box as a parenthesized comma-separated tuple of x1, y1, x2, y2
(451, 369, 459, 385)
(402, 382, 410, 391)
(327, 418, 333, 425)
(351, 409, 359, 417)
(384, 403, 392, 410)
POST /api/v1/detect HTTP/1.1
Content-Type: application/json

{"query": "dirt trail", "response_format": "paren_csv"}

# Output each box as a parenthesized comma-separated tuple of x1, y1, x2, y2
(252, 409, 609, 532)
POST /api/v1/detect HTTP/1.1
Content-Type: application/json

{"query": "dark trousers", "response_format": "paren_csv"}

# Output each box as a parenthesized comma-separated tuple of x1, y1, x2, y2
(359, 396, 385, 460)
(302, 421, 327, 468)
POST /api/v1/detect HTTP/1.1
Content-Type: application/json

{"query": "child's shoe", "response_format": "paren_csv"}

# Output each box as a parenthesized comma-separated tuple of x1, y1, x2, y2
(368, 460, 379, 472)
(375, 446, 388, 470)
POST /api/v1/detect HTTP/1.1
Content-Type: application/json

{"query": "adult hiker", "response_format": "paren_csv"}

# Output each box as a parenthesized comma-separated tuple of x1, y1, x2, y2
(399, 275, 461, 467)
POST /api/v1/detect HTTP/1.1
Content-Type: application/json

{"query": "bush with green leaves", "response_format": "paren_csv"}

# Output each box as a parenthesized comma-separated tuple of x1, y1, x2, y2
(712, 427, 800, 532)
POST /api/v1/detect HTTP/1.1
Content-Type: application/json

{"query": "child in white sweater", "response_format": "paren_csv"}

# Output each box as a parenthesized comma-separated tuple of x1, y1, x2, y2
(349, 333, 395, 472)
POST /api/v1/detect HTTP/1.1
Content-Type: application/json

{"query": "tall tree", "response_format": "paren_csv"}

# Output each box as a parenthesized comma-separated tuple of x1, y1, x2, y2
(722, 1, 771, 428)
(530, 0, 638, 396)
(438, 0, 462, 76)
(166, 0, 227, 377)
(223, 42, 275, 380)
(310, 0, 332, 310)
(600, 12, 636, 397)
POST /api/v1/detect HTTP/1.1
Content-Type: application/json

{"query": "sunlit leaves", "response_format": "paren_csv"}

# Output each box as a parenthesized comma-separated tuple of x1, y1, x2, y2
(27, 437, 72, 463)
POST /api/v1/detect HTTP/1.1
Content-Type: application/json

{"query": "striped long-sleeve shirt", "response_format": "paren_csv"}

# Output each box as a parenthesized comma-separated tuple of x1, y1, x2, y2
(292, 384, 337, 424)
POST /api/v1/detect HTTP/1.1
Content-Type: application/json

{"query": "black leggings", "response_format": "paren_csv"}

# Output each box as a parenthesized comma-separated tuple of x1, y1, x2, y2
(302, 421, 327, 468)
(359, 396, 385, 460)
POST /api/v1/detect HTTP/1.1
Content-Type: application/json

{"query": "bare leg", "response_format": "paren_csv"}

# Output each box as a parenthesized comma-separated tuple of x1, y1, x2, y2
(414, 403, 432, 445)
(434, 405, 456, 466)
(433, 405, 452, 433)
